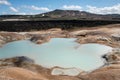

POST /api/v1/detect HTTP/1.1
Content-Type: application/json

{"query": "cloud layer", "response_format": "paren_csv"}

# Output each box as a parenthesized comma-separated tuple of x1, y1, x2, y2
(10, 6, 18, 12)
(62, 4, 120, 14)
(0, 0, 11, 5)
(23, 5, 50, 11)
(0, 0, 18, 13)
(63, 5, 82, 10)
(31, 5, 50, 11)
(0, 0, 120, 15)
(87, 4, 120, 14)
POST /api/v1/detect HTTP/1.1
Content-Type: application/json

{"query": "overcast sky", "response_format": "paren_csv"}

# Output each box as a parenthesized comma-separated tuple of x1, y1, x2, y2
(0, 0, 120, 15)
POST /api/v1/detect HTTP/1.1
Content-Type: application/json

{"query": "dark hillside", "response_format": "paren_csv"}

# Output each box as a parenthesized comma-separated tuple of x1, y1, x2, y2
(0, 20, 120, 32)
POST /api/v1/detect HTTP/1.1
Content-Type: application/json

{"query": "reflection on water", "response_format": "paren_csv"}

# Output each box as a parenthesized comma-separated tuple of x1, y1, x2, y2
(0, 38, 112, 71)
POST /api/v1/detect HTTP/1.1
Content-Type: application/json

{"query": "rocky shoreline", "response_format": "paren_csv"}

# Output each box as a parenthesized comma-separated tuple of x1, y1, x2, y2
(0, 24, 120, 80)
(0, 48, 120, 80)
(0, 24, 120, 47)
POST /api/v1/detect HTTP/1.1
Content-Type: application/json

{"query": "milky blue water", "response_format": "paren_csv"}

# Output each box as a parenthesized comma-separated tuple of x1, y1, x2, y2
(0, 38, 112, 71)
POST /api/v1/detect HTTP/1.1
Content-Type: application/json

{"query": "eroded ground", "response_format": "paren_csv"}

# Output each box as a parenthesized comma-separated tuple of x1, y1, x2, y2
(0, 24, 120, 80)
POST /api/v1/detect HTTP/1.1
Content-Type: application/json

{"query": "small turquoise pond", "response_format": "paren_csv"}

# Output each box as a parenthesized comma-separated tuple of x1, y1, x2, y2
(0, 38, 112, 71)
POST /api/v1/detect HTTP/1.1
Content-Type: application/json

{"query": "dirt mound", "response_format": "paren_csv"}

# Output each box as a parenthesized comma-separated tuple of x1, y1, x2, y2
(85, 69, 120, 80)
(0, 67, 47, 80)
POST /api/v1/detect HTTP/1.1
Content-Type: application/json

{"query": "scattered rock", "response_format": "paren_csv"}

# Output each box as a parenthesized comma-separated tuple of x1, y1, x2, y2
(30, 34, 51, 44)
(111, 33, 120, 41)
(104, 48, 120, 63)
(0, 56, 34, 67)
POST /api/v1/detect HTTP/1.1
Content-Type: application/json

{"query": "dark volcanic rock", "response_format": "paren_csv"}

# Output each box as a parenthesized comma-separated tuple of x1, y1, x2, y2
(30, 34, 51, 44)
(0, 56, 34, 67)
(0, 56, 50, 76)
(13, 56, 34, 67)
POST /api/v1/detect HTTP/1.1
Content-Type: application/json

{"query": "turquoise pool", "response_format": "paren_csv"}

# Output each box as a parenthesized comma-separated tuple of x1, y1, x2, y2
(0, 38, 112, 71)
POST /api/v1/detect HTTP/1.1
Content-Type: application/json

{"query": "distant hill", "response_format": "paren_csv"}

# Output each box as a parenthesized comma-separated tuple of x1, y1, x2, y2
(37, 9, 120, 20)
(0, 9, 120, 21)
(36, 9, 97, 19)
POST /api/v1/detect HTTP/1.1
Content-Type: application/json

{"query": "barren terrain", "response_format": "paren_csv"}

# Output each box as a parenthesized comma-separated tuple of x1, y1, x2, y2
(0, 24, 120, 80)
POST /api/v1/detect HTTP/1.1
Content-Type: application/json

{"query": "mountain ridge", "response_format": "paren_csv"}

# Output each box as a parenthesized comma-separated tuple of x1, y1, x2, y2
(0, 9, 120, 21)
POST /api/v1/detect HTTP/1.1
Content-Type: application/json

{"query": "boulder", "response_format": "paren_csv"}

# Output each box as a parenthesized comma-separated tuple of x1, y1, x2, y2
(103, 48, 120, 63)
(112, 33, 120, 41)
(30, 34, 51, 44)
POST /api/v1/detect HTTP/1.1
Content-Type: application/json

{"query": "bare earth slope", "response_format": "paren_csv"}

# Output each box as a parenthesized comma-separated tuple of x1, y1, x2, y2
(0, 24, 120, 80)
(0, 67, 47, 80)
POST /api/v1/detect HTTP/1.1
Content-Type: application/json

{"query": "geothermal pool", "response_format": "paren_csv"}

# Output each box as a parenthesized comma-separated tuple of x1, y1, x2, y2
(0, 38, 112, 73)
